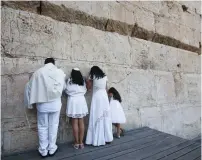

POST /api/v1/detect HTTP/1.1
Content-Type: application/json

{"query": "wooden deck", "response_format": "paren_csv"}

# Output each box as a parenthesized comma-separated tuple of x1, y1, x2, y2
(2, 127, 201, 160)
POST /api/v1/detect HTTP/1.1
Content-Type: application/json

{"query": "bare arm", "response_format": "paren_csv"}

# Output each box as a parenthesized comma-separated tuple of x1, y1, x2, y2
(85, 78, 92, 91)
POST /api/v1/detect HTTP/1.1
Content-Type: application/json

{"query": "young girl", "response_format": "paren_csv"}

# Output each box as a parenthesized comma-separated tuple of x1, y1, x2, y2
(108, 87, 126, 138)
(65, 68, 88, 149)
(85, 66, 113, 146)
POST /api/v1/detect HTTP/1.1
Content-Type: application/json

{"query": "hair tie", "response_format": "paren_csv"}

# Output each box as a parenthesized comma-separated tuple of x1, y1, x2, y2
(73, 68, 80, 71)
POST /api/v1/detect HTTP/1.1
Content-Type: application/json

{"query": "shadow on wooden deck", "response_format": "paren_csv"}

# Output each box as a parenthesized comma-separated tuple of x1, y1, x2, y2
(2, 127, 201, 160)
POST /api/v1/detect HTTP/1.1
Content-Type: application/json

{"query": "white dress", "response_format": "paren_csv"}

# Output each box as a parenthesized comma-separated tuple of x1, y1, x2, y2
(86, 76, 113, 146)
(65, 79, 88, 118)
(110, 97, 126, 124)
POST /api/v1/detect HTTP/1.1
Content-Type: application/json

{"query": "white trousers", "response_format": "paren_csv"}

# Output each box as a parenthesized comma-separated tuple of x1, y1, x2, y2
(37, 111, 60, 155)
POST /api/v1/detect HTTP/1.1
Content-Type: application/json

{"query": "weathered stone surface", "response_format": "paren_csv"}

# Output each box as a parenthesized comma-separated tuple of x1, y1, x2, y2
(184, 74, 201, 102)
(181, 106, 201, 139)
(2, 2, 200, 54)
(71, 24, 131, 65)
(140, 106, 163, 131)
(1, 3, 201, 155)
(2, 75, 29, 119)
(2, 130, 38, 153)
(1, 7, 72, 60)
(178, 1, 201, 14)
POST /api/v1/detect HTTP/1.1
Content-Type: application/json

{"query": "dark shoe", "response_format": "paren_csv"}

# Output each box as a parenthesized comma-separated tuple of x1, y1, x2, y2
(106, 142, 111, 144)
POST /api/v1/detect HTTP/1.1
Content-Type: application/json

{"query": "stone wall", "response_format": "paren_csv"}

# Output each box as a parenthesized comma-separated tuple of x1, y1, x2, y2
(1, 1, 201, 155)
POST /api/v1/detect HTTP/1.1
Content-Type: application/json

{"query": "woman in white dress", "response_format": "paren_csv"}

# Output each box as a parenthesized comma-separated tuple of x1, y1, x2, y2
(86, 66, 113, 146)
(108, 87, 126, 138)
(65, 68, 88, 149)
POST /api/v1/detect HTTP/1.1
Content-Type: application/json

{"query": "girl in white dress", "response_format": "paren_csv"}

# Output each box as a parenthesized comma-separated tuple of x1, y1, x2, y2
(65, 68, 88, 149)
(108, 87, 126, 138)
(86, 66, 113, 146)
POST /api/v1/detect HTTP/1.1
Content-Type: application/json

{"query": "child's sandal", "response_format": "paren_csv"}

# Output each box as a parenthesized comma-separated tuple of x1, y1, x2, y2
(73, 144, 79, 149)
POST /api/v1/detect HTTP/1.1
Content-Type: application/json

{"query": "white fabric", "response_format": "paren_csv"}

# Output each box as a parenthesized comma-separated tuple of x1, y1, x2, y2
(37, 109, 60, 156)
(110, 98, 126, 124)
(92, 76, 108, 93)
(28, 63, 66, 105)
(37, 98, 62, 113)
(65, 79, 88, 118)
(73, 68, 79, 71)
(86, 76, 113, 146)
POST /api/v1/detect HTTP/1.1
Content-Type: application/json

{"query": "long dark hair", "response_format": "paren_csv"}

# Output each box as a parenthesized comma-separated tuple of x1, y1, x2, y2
(89, 66, 106, 79)
(69, 69, 84, 86)
(108, 87, 122, 103)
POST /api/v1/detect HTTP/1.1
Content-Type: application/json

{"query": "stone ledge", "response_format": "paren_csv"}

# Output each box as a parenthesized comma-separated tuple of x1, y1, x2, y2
(1, 1, 201, 54)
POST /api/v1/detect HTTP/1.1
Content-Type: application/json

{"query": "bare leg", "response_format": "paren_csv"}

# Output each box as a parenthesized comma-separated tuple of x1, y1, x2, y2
(78, 118, 85, 144)
(72, 118, 79, 144)
(116, 123, 121, 137)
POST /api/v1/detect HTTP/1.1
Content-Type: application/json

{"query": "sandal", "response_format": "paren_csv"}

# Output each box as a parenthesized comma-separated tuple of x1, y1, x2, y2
(79, 143, 84, 149)
(73, 144, 79, 149)
(114, 134, 121, 139)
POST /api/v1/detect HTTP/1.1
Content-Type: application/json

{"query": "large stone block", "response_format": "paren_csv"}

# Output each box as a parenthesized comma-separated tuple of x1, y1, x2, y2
(91, 1, 110, 19)
(161, 104, 184, 137)
(2, 117, 37, 132)
(159, 1, 182, 20)
(133, 6, 155, 32)
(148, 42, 200, 74)
(130, 38, 151, 70)
(3, 74, 29, 119)
(181, 106, 201, 139)
(123, 110, 142, 130)
(172, 72, 189, 103)
(50, 1, 93, 16)
(2, 129, 38, 153)
(178, 1, 201, 14)
(177, 49, 201, 74)
(1, 57, 43, 75)
(1, 7, 72, 60)
(184, 74, 201, 102)
(154, 71, 176, 104)
(155, 16, 181, 41)
(124, 69, 157, 107)
(109, 2, 128, 25)
(71, 24, 131, 65)
(179, 25, 196, 47)
(140, 107, 163, 131)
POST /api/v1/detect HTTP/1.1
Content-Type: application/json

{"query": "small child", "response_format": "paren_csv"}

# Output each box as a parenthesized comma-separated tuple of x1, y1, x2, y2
(108, 87, 126, 138)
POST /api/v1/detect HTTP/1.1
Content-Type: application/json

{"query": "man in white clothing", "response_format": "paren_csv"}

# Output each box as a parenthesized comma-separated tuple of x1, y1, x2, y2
(25, 58, 66, 157)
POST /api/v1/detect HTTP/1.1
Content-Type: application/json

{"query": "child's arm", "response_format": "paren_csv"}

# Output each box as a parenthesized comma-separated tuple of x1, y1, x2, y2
(86, 78, 92, 91)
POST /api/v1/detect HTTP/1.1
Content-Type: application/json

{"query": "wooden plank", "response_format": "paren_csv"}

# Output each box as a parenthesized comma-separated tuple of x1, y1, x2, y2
(44, 128, 160, 160)
(2, 128, 157, 160)
(158, 142, 200, 160)
(193, 156, 201, 160)
(94, 134, 176, 160)
(142, 139, 197, 160)
(64, 133, 168, 160)
(116, 135, 184, 160)
(176, 147, 201, 160)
